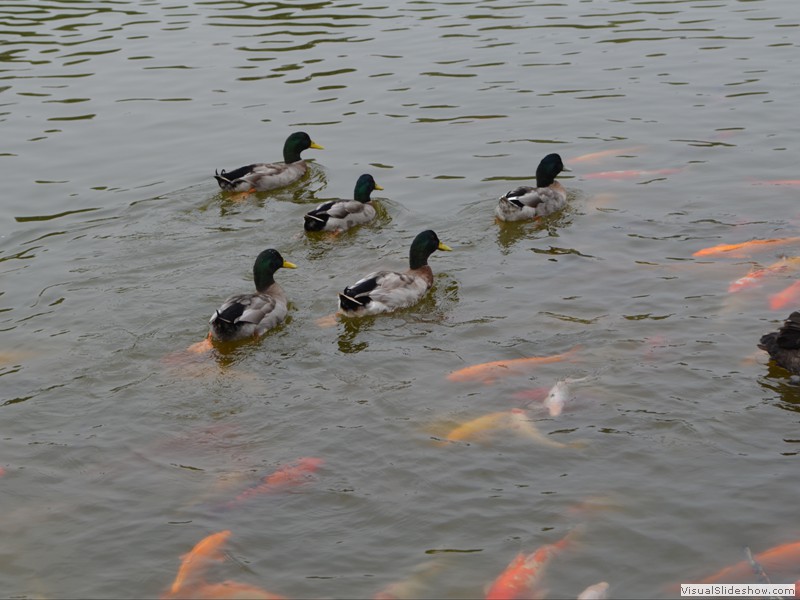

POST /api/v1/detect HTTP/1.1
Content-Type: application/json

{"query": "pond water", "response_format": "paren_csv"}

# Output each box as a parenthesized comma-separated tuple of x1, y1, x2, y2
(2, 1, 800, 598)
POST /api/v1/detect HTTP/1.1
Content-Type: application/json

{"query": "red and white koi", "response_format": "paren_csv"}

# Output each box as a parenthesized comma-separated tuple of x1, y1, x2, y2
(728, 257, 800, 293)
(485, 530, 578, 600)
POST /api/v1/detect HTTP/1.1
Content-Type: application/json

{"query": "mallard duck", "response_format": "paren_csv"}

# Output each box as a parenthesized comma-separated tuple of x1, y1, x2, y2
(495, 153, 568, 222)
(209, 249, 296, 342)
(304, 174, 383, 233)
(214, 132, 323, 193)
(759, 311, 800, 374)
(337, 230, 451, 317)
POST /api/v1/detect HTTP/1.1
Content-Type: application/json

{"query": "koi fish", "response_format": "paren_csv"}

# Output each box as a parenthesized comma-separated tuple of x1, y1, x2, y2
(507, 408, 582, 449)
(753, 179, 800, 186)
(187, 337, 214, 354)
(441, 409, 579, 449)
(693, 237, 800, 257)
(172, 580, 286, 599)
(164, 531, 286, 599)
(582, 168, 681, 180)
(544, 380, 569, 417)
(569, 147, 644, 164)
(169, 530, 231, 595)
(690, 540, 800, 585)
(373, 557, 447, 600)
(485, 531, 576, 600)
(226, 457, 323, 508)
(511, 386, 551, 404)
(577, 581, 609, 599)
(0, 467, 5, 478)
(769, 280, 800, 311)
(728, 257, 800, 292)
(447, 347, 580, 385)
(442, 411, 512, 444)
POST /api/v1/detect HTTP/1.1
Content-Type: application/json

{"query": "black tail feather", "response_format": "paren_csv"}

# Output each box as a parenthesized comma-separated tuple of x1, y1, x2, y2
(303, 212, 328, 232)
(338, 292, 368, 312)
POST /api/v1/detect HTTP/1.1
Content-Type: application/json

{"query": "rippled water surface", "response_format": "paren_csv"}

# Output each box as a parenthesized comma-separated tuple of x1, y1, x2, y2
(3, 1, 800, 598)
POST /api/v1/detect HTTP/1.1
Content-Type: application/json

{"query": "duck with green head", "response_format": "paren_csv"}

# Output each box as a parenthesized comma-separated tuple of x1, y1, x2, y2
(214, 132, 323, 193)
(337, 230, 451, 317)
(495, 153, 568, 221)
(209, 249, 297, 342)
(304, 174, 383, 233)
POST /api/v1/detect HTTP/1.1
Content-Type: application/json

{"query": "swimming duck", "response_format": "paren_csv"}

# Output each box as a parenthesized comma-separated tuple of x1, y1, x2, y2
(495, 153, 568, 222)
(209, 249, 296, 342)
(759, 311, 800, 374)
(338, 230, 451, 317)
(214, 132, 323, 193)
(304, 174, 383, 233)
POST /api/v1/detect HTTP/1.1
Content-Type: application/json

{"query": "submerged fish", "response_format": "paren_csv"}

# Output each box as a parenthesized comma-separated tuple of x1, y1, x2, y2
(769, 280, 800, 311)
(753, 179, 800, 186)
(226, 457, 323, 508)
(511, 386, 551, 404)
(441, 409, 578, 449)
(569, 147, 644, 164)
(169, 530, 231, 596)
(582, 168, 681, 180)
(447, 347, 580, 385)
(577, 581, 610, 599)
(442, 411, 513, 444)
(373, 556, 448, 600)
(164, 531, 285, 599)
(485, 531, 576, 600)
(728, 257, 800, 293)
(506, 408, 577, 449)
(693, 237, 800, 258)
(689, 540, 800, 585)
(173, 580, 286, 600)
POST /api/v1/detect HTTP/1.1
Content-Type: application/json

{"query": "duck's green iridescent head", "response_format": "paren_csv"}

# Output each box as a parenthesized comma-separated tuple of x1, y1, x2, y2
(354, 174, 383, 203)
(409, 230, 451, 270)
(535, 153, 565, 188)
(253, 248, 296, 291)
(283, 131, 324, 164)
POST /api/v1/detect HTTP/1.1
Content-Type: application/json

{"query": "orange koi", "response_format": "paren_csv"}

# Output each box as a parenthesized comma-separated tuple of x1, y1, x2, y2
(569, 147, 644, 164)
(485, 532, 576, 600)
(169, 530, 231, 595)
(447, 347, 580, 385)
(728, 257, 800, 292)
(174, 580, 286, 599)
(693, 237, 800, 257)
(0, 466, 5, 477)
(227, 457, 323, 507)
(582, 168, 681, 180)
(769, 280, 800, 311)
(692, 540, 800, 584)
